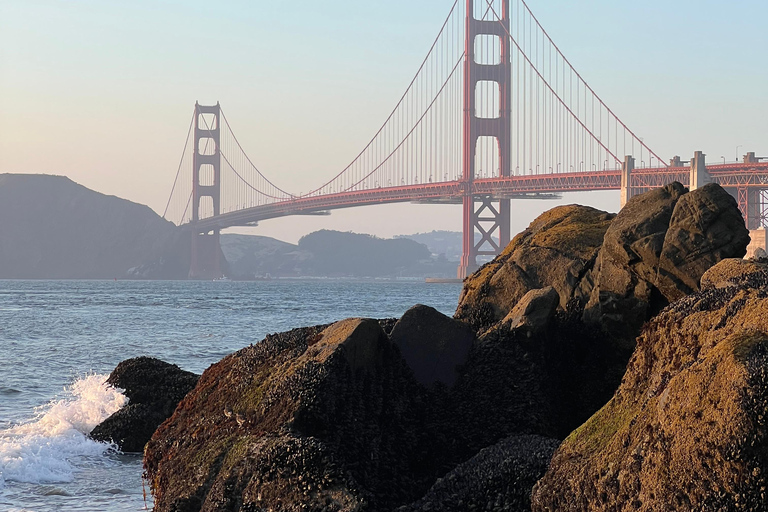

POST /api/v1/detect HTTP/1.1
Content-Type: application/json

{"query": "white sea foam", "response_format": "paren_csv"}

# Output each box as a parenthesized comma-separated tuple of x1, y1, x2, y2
(0, 374, 127, 485)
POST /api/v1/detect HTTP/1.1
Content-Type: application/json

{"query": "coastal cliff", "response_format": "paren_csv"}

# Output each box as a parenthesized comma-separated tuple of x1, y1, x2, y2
(0, 174, 189, 279)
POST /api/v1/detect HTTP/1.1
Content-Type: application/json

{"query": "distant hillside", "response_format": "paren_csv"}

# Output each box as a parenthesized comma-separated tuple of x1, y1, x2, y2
(221, 230, 457, 278)
(220, 234, 305, 277)
(0, 174, 189, 279)
(396, 230, 494, 264)
(396, 230, 462, 261)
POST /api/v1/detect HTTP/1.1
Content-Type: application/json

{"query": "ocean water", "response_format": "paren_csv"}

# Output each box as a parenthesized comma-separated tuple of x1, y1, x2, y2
(0, 279, 462, 512)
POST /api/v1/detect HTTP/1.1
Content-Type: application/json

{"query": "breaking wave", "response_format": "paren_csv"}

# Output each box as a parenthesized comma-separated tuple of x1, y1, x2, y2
(0, 374, 127, 485)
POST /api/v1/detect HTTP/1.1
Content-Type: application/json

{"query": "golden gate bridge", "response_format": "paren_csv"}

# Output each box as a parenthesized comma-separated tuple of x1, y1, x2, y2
(162, 0, 768, 279)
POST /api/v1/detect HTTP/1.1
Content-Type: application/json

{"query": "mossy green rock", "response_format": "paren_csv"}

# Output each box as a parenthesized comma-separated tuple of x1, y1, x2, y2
(532, 272, 768, 512)
(455, 205, 615, 332)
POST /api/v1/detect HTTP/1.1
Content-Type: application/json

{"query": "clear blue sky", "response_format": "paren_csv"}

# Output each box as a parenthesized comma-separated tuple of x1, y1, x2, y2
(1, 0, 766, 242)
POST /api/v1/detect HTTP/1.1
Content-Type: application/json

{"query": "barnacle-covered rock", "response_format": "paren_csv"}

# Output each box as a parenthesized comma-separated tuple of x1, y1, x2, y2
(532, 270, 768, 512)
(389, 304, 475, 387)
(398, 435, 560, 512)
(700, 257, 768, 290)
(144, 319, 446, 512)
(90, 357, 199, 453)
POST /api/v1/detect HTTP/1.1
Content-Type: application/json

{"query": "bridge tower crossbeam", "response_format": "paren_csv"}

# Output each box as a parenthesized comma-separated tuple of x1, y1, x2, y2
(459, 0, 512, 279)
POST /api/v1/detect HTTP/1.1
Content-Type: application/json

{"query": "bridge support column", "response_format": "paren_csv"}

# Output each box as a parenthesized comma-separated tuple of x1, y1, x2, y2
(189, 102, 223, 279)
(620, 155, 635, 208)
(458, 0, 511, 280)
(732, 185, 762, 230)
(743, 153, 765, 229)
(689, 151, 710, 191)
(746, 189, 762, 229)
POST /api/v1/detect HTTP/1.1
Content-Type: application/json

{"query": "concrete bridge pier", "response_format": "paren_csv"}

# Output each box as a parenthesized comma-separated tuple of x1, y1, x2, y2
(189, 231, 222, 280)
(620, 155, 635, 208)
(689, 151, 710, 190)
(741, 152, 765, 230)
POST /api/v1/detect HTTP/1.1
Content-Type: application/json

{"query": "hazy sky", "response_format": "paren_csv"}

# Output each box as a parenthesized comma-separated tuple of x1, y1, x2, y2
(1, 0, 766, 243)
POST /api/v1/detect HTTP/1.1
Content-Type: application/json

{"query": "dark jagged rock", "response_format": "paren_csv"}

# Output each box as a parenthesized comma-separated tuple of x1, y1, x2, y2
(656, 182, 750, 300)
(532, 270, 768, 512)
(390, 304, 475, 387)
(582, 183, 686, 341)
(397, 435, 560, 512)
(452, 306, 626, 445)
(458, 183, 749, 348)
(144, 320, 450, 512)
(90, 357, 198, 453)
(455, 205, 615, 332)
(583, 182, 749, 344)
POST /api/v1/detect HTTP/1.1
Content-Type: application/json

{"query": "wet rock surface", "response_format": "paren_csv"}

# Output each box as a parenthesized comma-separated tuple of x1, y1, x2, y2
(532, 271, 768, 512)
(389, 304, 475, 387)
(397, 435, 560, 512)
(90, 356, 199, 453)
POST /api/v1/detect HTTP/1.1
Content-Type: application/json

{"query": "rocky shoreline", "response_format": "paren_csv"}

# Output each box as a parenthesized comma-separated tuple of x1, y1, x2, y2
(92, 182, 768, 511)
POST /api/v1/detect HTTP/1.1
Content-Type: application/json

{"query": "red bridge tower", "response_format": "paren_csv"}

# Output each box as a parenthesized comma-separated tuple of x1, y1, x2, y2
(189, 102, 223, 279)
(459, 0, 512, 279)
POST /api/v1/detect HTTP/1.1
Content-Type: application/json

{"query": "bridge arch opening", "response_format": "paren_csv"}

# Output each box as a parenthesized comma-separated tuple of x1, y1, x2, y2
(198, 164, 215, 187)
(475, 136, 501, 179)
(197, 196, 214, 220)
(474, 34, 502, 66)
(197, 112, 217, 131)
(472, 0, 504, 21)
(475, 80, 501, 119)
(197, 137, 217, 156)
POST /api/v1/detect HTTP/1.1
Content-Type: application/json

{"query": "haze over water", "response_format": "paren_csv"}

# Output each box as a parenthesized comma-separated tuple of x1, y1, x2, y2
(0, 279, 462, 512)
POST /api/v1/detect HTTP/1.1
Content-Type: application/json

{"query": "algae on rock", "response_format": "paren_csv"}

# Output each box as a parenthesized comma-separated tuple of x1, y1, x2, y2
(533, 272, 768, 512)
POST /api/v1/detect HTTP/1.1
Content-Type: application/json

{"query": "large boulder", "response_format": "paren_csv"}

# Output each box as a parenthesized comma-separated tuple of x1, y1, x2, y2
(144, 320, 448, 512)
(455, 205, 615, 332)
(90, 357, 199, 452)
(583, 182, 749, 342)
(397, 435, 560, 512)
(656, 182, 750, 300)
(582, 183, 686, 340)
(532, 270, 768, 511)
(389, 304, 475, 387)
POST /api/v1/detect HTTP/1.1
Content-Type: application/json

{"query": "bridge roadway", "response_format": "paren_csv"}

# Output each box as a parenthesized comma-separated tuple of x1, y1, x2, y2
(190, 162, 768, 233)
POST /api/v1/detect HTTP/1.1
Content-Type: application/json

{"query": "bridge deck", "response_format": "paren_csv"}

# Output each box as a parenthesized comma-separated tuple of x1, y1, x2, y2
(189, 163, 768, 232)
